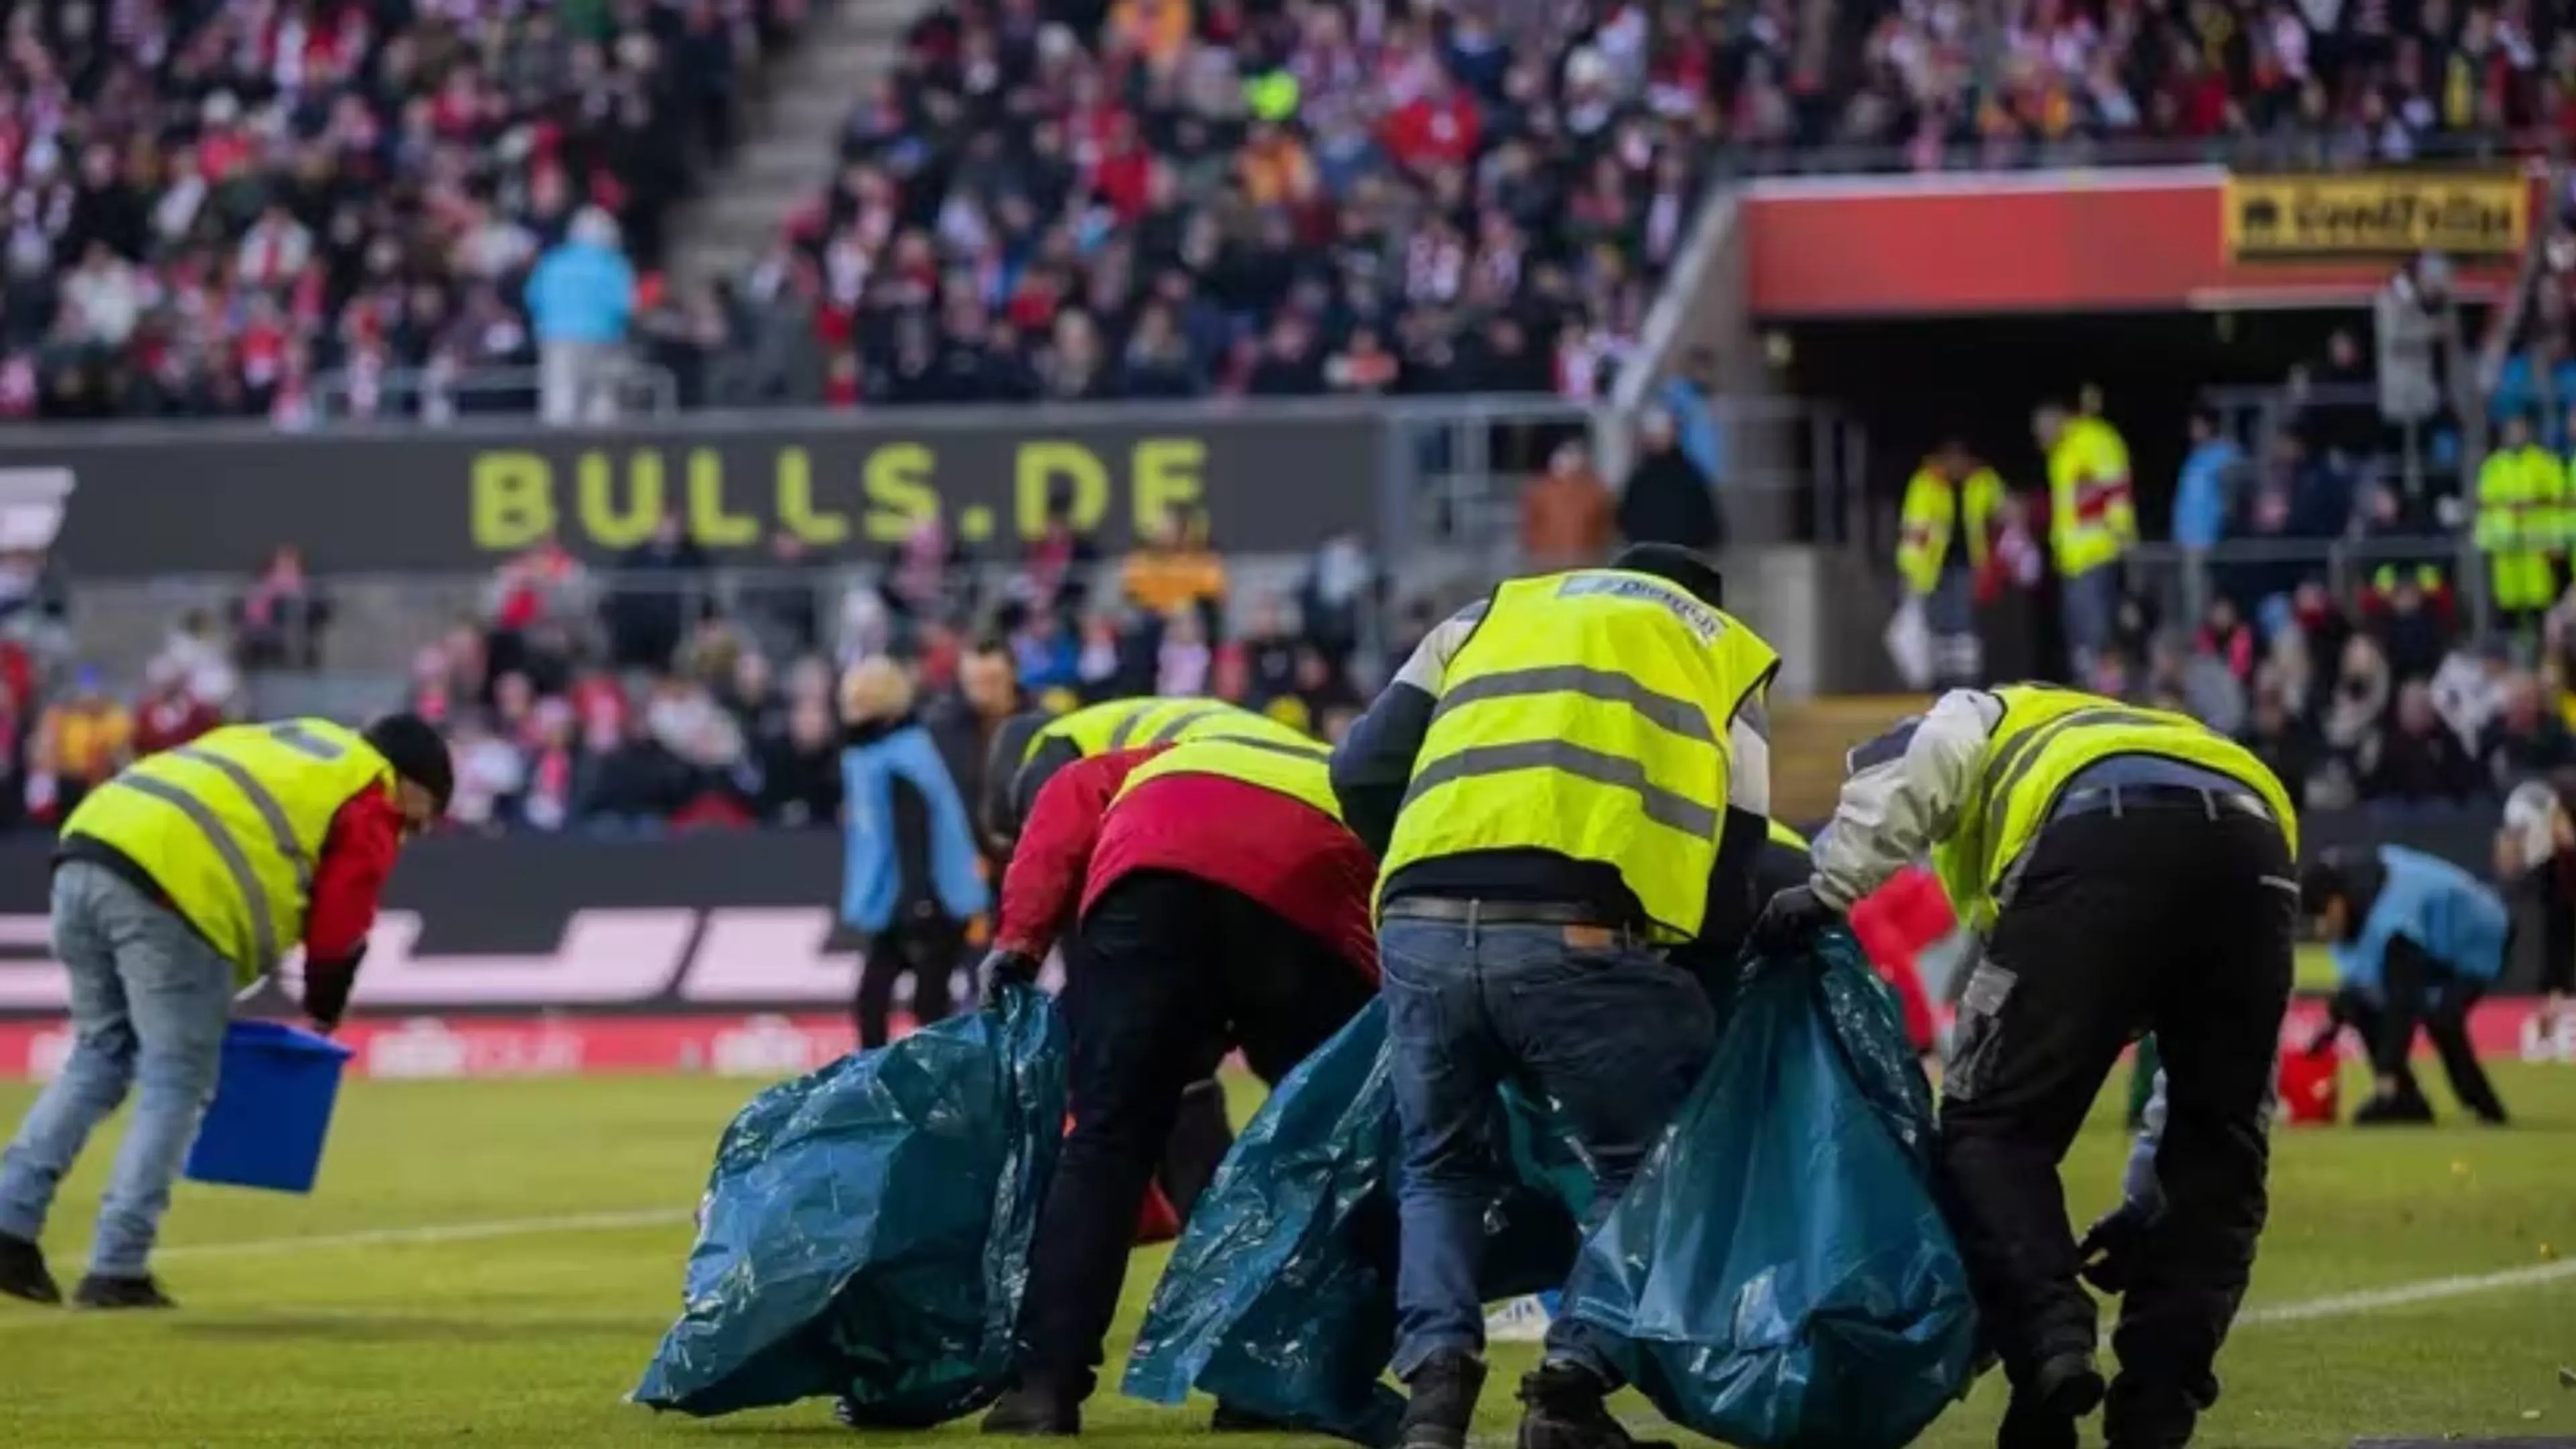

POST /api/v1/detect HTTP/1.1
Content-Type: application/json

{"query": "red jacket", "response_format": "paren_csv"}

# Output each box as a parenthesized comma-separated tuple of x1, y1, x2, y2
(995, 745, 1379, 981)
(306, 787, 403, 965)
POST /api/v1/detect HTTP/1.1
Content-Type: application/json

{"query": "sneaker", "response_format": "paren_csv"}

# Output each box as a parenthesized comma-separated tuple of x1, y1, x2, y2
(70, 1274, 174, 1310)
(2033, 1350, 2107, 1419)
(1397, 1350, 1489, 1449)
(0, 1234, 58, 1305)
(1515, 1362, 1674, 1449)
(1996, 1391, 2080, 1449)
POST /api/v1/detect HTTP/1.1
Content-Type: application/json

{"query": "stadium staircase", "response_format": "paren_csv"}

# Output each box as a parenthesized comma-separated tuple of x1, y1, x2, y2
(1771, 693, 1927, 826)
(663, 1, 924, 285)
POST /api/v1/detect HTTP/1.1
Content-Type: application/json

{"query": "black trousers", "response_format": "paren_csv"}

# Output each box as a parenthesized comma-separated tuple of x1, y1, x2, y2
(853, 906, 963, 1050)
(2330, 942, 2506, 1121)
(1014, 869, 1377, 1391)
(1937, 808, 2293, 1446)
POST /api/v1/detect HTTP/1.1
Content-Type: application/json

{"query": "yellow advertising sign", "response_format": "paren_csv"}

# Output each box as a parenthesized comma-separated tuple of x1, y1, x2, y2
(2222, 172, 2528, 260)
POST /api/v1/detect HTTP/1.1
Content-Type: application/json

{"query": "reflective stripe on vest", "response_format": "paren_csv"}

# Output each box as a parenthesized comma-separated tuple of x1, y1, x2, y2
(1931, 685, 2299, 932)
(1030, 697, 1306, 763)
(62, 718, 392, 979)
(1113, 731, 1344, 821)
(1381, 568, 1780, 941)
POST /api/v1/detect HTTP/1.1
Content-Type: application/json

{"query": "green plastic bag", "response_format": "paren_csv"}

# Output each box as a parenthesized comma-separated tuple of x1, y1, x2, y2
(633, 984, 1065, 1424)
(1564, 931, 1977, 1449)
(1123, 1000, 1587, 1446)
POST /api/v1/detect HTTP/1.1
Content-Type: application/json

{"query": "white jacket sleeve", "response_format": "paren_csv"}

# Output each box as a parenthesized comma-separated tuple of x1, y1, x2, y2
(1809, 689, 2004, 911)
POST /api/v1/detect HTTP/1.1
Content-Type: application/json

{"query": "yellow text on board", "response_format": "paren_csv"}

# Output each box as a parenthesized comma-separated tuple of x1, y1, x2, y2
(468, 439, 1209, 553)
(2222, 173, 2528, 259)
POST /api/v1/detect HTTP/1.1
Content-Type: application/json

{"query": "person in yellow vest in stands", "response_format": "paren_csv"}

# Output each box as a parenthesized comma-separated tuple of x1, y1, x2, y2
(0, 715, 451, 1310)
(2035, 401, 2137, 682)
(1330, 543, 1781, 1449)
(2477, 412, 2566, 631)
(1756, 685, 2296, 1449)
(1899, 441, 2008, 687)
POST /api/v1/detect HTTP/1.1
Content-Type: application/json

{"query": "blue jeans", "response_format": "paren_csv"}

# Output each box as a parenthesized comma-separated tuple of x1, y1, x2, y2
(0, 862, 234, 1277)
(1381, 916, 1717, 1381)
(2061, 566, 2121, 678)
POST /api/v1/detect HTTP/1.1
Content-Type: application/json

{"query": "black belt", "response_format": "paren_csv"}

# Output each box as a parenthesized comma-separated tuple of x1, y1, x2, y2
(1380, 896, 1642, 934)
(2053, 784, 2271, 824)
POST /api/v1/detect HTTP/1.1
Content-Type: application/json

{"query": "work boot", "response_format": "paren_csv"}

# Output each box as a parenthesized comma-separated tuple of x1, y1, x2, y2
(0, 1234, 58, 1305)
(1515, 1361, 1675, 1449)
(1211, 1401, 1291, 1433)
(70, 1273, 174, 1310)
(1997, 1391, 2080, 1449)
(2033, 1349, 2108, 1419)
(1397, 1350, 1487, 1449)
(978, 1378, 1083, 1437)
(2353, 1090, 2435, 1126)
(2104, 1378, 2202, 1449)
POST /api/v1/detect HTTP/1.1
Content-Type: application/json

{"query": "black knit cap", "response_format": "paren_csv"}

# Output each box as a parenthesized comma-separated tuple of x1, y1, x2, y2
(364, 712, 454, 815)
(1611, 542, 1725, 608)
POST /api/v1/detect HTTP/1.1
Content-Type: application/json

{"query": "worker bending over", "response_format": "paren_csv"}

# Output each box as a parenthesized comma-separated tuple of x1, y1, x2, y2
(0, 716, 451, 1309)
(2305, 845, 2509, 1126)
(1332, 543, 1779, 1449)
(976, 731, 1379, 1436)
(1760, 685, 2296, 1449)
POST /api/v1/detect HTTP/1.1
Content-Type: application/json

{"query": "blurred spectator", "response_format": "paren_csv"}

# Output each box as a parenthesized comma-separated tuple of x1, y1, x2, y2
(608, 514, 710, 669)
(131, 659, 222, 759)
(645, 670, 749, 777)
(1619, 407, 1723, 552)
(1241, 596, 1304, 708)
(231, 545, 331, 672)
(1658, 350, 1724, 486)
(2171, 407, 2241, 551)
(740, 531, 826, 663)
(2477, 672, 2576, 790)
(528, 209, 641, 425)
(1297, 531, 1375, 675)
(1521, 439, 1615, 571)
(447, 716, 529, 833)
(2367, 680, 2483, 804)
(759, 690, 845, 826)
(1157, 606, 1213, 696)
(725, 649, 788, 749)
(925, 636, 1026, 849)
(2369, 567, 2456, 685)
(2239, 684, 2320, 810)
(1122, 511, 1228, 639)
(880, 518, 973, 635)
(30, 668, 131, 821)
(148, 611, 240, 713)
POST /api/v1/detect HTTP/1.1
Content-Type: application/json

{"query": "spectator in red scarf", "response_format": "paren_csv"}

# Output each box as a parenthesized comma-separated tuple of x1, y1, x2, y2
(130, 661, 222, 759)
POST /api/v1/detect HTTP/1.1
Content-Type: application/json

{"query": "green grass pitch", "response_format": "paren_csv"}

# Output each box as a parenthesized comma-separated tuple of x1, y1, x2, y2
(0, 1063, 2570, 1448)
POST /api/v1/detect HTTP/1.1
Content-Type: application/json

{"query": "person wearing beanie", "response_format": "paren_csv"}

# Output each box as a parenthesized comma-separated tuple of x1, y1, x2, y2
(1327, 543, 1782, 1449)
(0, 713, 449, 1311)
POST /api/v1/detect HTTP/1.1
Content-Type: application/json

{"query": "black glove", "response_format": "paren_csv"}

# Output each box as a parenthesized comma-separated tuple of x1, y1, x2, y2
(978, 949, 1040, 1008)
(301, 947, 366, 1035)
(2076, 1197, 2161, 1293)
(1749, 883, 1837, 955)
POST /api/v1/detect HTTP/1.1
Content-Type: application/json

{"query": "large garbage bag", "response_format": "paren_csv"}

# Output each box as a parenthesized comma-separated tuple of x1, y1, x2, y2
(1123, 1000, 1588, 1447)
(633, 984, 1066, 1424)
(1562, 930, 1978, 1449)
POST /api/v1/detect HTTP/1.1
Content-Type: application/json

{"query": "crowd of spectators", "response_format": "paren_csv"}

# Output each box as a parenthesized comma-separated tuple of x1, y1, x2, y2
(741, 0, 1773, 409)
(1841, 0, 2574, 168)
(0, 0, 796, 423)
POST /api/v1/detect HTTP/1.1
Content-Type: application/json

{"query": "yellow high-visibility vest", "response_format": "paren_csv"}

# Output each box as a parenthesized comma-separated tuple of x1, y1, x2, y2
(1930, 685, 2298, 934)
(1028, 696, 1309, 761)
(2047, 417, 2135, 578)
(1766, 819, 1809, 851)
(63, 719, 395, 981)
(1112, 731, 1344, 823)
(1896, 464, 2004, 596)
(2476, 444, 2565, 553)
(1381, 568, 1780, 941)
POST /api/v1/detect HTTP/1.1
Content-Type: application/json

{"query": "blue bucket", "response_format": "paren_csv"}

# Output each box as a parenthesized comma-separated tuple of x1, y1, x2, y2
(182, 1020, 356, 1195)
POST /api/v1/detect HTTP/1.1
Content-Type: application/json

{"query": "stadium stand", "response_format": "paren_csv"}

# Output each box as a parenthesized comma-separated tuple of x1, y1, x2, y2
(3, 0, 807, 423)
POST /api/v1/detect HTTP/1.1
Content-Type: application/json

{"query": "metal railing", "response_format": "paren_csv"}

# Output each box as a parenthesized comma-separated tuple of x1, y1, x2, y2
(309, 363, 680, 427)
(2119, 535, 2487, 644)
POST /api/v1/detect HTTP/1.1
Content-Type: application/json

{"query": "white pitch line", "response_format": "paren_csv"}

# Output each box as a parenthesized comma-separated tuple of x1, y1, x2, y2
(2237, 1258, 2576, 1325)
(150, 1206, 689, 1261)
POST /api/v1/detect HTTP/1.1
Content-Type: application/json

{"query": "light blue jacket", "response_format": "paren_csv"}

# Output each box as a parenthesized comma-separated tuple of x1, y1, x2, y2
(525, 239, 636, 345)
(2331, 845, 2509, 998)
(1660, 376, 1723, 484)
(839, 724, 989, 934)
(2170, 438, 2241, 549)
